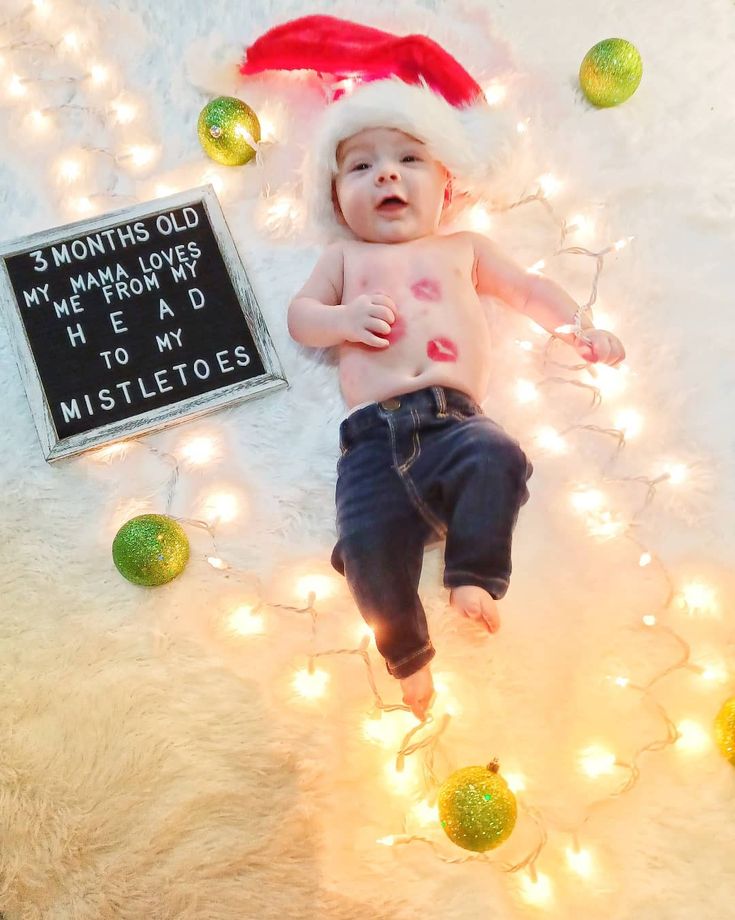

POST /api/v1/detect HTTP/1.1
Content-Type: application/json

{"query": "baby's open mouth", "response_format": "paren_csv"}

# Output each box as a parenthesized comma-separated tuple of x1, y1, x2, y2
(376, 195, 408, 213)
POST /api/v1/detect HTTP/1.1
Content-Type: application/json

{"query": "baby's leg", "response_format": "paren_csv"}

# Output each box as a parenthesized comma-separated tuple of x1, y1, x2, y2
(438, 418, 533, 620)
(332, 514, 436, 720)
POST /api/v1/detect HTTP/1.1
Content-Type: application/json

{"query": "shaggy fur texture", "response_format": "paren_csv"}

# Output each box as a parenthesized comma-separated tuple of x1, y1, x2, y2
(1, 0, 734, 917)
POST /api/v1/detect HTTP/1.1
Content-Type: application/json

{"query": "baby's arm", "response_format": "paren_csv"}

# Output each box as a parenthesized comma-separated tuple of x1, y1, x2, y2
(468, 232, 625, 365)
(288, 243, 395, 349)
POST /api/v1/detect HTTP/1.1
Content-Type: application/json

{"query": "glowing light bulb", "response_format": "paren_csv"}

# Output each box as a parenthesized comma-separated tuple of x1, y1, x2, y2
(613, 236, 634, 251)
(468, 203, 492, 233)
(614, 676, 630, 688)
(639, 552, 652, 566)
(356, 623, 375, 644)
(202, 491, 238, 524)
(587, 510, 626, 540)
(519, 871, 553, 906)
(538, 173, 561, 197)
(411, 800, 439, 826)
(30, 109, 51, 132)
(384, 758, 418, 794)
(111, 100, 136, 124)
(8, 74, 27, 97)
(62, 31, 80, 51)
(59, 158, 82, 182)
(74, 197, 93, 215)
(127, 144, 156, 167)
(592, 309, 615, 331)
(376, 835, 396, 846)
(614, 408, 643, 439)
(228, 604, 265, 636)
(535, 426, 567, 454)
(33, 0, 51, 13)
(586, 362, 628, 398)
(296, 574, 336, 604)
(293, 667, 329, 699)
(483, 81, 507, 106)
(207, 556, 228, 570)
(675, 719, 711, 754)
(699, 662, 728, 683)
(678, 581, 718, 617)
(155, 183, 175, 198)
(180, 435, 216, 466)
(90, 442, 129, 462)
(642, 614, 657, 627)
(202, 171, 225, 195)
(515, 379, 538, 403)
(568, 213, 595, 237)
(566, 846, 593, 877)
(259, 115, 276, 141)
(570, 488, 604, 513)
(516, 118, 530, 134)
(504, 772, 527, 793)
(90, 64, 109, 86)
(527, 259, 546, 275)
(579, 745, 616, 777)
(664, 462, 688, 485)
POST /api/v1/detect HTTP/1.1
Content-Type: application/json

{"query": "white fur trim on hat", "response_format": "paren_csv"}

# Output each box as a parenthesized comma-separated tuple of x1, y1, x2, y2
(303, 77, 512, 241)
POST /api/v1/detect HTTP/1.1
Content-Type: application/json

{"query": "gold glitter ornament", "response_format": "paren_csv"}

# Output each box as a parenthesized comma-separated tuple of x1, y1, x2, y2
(197, 96, 261, 166)
(714, 697, 735, 765)
(438, 759, 517, 852)
(579, 38, 643, 107)
(112, 514, 189, 586)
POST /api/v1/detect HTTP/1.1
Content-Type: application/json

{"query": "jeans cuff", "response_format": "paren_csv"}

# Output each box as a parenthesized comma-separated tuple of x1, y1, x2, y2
(387, 642, 436, 680)
(444, 570, 510, 600)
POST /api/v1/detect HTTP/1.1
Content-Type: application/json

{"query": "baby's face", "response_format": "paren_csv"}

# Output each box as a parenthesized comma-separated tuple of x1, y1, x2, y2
(334, 127, 449, 244)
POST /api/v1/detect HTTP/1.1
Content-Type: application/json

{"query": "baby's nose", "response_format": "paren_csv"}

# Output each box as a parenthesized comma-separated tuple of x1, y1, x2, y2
(376, 166, 400, 184)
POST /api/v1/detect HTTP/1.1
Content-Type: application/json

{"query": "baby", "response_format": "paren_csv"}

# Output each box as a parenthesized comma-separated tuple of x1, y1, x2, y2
(288, 121, 625, 719)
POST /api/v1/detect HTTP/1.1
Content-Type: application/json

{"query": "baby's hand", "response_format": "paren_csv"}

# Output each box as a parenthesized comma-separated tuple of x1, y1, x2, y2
(341, 293, 396, 348)
(573, 328, 625, 367)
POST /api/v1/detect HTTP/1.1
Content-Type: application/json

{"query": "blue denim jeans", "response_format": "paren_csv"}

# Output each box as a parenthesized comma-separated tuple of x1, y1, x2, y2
(330, 386, 533, 680)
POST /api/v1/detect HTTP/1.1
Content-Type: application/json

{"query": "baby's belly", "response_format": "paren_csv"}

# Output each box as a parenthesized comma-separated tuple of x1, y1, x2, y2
(338, 306, 492, 408)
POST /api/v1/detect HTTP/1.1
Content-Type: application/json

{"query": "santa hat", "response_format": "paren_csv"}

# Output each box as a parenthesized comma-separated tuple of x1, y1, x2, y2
(241, 15, 511, 240)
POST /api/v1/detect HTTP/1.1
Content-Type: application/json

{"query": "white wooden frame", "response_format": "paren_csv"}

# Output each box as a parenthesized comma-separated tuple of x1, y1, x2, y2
(0, 185, 287, 462)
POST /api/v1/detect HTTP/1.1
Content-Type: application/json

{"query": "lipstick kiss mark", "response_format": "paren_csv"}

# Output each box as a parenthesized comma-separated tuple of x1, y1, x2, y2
(411, 277, 441, 301)
(380, 313, 406, 345)
(427, 337, 458, 362)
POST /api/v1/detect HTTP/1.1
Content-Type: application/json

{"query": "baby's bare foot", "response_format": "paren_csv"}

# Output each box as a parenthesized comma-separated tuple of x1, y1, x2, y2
(399, 664, 435, 721)
(450, 585, 500, 633)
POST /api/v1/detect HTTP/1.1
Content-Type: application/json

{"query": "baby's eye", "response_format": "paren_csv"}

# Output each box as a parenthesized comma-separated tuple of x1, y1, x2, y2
(350, 162, 370, 171)
(402, 154, 421, 163)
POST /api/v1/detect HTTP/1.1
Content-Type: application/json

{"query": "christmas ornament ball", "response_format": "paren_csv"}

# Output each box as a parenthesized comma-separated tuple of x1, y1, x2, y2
(112, 514, 189, 586)
(714, 697, 735, 765)
(579, 38, 642, 107)
(197, 96, 261, 166)
(438, 760, 517, 852)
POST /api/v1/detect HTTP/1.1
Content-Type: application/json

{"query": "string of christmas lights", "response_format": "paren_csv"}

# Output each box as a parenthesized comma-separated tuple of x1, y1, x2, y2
(1, 2, 729, 908)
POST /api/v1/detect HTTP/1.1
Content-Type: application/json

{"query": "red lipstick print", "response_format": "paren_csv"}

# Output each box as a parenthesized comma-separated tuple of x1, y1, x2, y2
(426, 338, 458, 362)
(411, 277, 441, 301)
(383, 313, 406, 345)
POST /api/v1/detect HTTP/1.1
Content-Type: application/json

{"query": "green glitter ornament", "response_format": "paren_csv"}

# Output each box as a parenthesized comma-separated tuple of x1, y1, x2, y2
(197, 95, 261, 166)
(714, 697, 735, 766)
(438, 759, 517, 852)
(579, 38, 643, 107)
(112, 514, 189, 586)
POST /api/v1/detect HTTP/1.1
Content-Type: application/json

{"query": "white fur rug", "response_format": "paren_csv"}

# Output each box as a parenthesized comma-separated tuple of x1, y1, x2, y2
(1, 0, 734, 917)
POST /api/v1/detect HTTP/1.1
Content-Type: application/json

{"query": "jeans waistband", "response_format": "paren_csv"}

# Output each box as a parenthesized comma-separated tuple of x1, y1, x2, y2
(340, 386, 483, 442)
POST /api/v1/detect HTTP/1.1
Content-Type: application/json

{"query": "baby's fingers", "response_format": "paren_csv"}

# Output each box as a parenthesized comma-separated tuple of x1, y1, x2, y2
(365, 317, 393, 335)
(360, 330, 391, 348)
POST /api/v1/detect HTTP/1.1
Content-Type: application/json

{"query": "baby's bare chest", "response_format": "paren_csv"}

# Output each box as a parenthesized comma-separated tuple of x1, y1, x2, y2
(341, 241, 477, 308)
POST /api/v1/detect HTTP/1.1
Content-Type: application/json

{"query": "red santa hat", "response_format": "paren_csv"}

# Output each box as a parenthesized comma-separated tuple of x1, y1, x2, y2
(241, 15, 511, 240)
